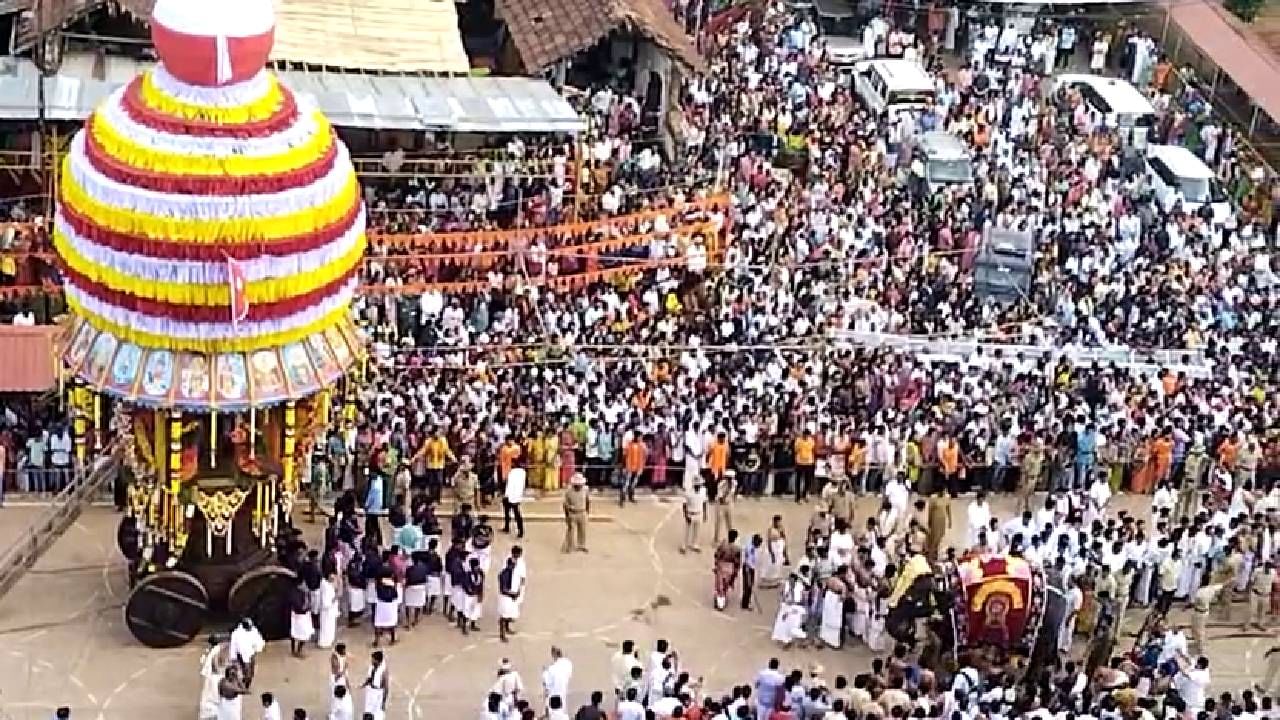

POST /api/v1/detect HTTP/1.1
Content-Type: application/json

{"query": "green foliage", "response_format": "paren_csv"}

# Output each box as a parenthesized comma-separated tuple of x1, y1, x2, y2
(1225, 0, 1265, 23)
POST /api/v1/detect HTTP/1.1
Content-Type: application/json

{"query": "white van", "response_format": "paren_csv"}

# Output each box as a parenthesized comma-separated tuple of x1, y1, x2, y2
(852, 58, 936, 114)
(814, 0, 866, 83)
(1144, 144, 1232, 223)
(918, 131, 973, 189)
(1052, 73, 1157, 131)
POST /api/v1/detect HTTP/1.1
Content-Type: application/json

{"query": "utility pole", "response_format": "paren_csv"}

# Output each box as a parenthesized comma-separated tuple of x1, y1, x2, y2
(32, 0, 60, 219)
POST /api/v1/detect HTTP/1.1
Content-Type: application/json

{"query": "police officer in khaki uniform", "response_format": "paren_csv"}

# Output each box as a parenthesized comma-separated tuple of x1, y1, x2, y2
(562, 473, 590, 553)
(1246, 561, 1276, 631)
(1189, 582, 1223, 655)
(713, 470, 736, 545)
(1214, 542, 1243, 622)
(1177, 445, 1206, 520)
(826, 480, 855, 529)
(1018, 437, 1044, 513)
(452, 457, 477, 509)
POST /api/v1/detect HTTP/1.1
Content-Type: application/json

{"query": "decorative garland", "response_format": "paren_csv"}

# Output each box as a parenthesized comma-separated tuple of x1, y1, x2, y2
(195, 487, 250, 538)
(65, 291, 353, 353)
(54, 211, 364, 285)
(59, 193, 363, 261)
(58, 171, 359, 243)
(55, 227, 364, 307)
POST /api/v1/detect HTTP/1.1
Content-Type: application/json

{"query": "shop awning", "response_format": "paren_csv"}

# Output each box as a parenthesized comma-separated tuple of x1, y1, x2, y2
(0, 56, 585, 133)
(0, 56, 118, 121)
(1167, 0, 1280, 124)
(0, 325, 59, 393)
(419, 76, 587, 133)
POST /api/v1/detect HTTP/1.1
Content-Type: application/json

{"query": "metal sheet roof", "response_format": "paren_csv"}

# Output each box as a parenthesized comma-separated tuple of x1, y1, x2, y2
(0, 325, 59, 393)
(0, 56, 585, 133)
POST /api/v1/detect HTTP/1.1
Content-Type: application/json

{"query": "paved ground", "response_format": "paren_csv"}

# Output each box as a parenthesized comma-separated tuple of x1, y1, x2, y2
(0, 493, 1273, 720)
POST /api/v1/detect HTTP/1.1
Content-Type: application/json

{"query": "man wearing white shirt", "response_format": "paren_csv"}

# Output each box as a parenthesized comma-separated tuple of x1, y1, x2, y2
(829, 520, 856, 568)
(966, 492, 992, 549)
(616, 687, 645, 720)
(328, 685, 354, 720)
(541, 646, 573, 711)
(884, 474, 909, 518)
(683, 423, 705, 491)
(1174, 656, 1211, 712)
(503, 466, 527, 539)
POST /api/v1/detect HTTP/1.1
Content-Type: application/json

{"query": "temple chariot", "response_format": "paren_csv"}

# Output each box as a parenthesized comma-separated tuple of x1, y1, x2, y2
(54, 0, 364, 648)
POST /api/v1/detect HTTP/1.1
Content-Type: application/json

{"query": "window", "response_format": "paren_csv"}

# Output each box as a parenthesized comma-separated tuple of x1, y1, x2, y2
(1075, 84, 1113, 114)
(1177, 176, 1210, 204)
(1148, 156, 1178, 188)
(888, 89, 936, 107)
(928, 157, 973, 183)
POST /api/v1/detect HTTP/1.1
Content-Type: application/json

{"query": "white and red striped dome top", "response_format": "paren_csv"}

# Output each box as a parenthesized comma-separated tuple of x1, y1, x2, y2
(150, 0, 276, 87)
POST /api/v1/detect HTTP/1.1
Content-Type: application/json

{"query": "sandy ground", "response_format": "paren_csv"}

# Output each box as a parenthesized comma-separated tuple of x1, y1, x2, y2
(0, 493, 1273, 720)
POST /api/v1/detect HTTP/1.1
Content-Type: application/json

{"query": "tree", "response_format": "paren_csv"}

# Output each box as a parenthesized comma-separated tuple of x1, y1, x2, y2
(1225, 0, 1265, 22)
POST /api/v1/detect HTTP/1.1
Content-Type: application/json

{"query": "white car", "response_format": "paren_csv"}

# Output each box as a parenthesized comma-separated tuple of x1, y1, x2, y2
(1144, 144, 1232, 224)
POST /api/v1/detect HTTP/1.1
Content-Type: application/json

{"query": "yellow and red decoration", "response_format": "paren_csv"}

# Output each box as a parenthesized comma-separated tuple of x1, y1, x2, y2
(56, 0, 363, 408)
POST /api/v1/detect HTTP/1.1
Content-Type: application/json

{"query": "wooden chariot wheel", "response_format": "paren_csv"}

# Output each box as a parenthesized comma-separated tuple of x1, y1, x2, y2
(227, 565, 297, 642)
(124, 570, 209, 648)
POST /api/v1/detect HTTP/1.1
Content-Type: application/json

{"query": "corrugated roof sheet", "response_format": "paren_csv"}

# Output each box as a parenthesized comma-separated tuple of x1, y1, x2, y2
(0, 56, 585, 133)
(1169, 0, 1280, 124)
(115, 0, 470, 74)
(0, 325, 59, 393)
(497, 0, 706, 73)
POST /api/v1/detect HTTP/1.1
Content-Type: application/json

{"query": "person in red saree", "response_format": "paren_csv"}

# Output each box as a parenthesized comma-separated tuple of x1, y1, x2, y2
(650, 426, 669, 492)
(712, 529, 743, 611)
(557, 422, 577, 489)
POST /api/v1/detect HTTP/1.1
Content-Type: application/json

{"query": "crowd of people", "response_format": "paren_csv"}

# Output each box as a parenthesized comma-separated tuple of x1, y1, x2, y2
(197, 0, 1280, 717)
(10, 0, 1280, 714)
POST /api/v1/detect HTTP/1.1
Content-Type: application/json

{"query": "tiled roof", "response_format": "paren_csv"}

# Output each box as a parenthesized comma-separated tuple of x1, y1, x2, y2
(497, 0, 705, 73)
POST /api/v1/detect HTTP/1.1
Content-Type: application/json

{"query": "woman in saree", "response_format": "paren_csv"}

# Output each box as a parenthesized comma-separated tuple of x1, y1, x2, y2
(1129, 436, 1154, 494)
(557, 421, 577, 489)
(649, 425, 669, 492)
(542, 427, 560, 491)
(526, 429, 546, 493)
(1151, 431, 1174, 490)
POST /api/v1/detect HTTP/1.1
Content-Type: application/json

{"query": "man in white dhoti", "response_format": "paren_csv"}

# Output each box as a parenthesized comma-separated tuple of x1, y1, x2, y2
(229, 619, 264, 687)
(1060, 577, 1084, 655)
(198, 634, 229, 720)
(329, 684, 354, 720)
(497, 547, 527, 642)
(316, 569, 340, 648)
(491, 658, 525, 708)
(290, 581, 315, 657)
(541, 646, 573, 711)
(966, 492, 992, 549)
(361, 650, 389, 720)
(819, 574, 847, 649)
(1179, 528, 1211, 600)
(771, 566, 811, 649)
(216, 665, 249, 720)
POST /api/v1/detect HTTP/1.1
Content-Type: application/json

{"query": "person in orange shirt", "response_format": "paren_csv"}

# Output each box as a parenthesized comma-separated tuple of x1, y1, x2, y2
(497, 438, 522, 506)
(794, 430, 816, 503)
(847, 437, 867, 492)
(938, 433, 961, 497)
(706, 431, 731, 480)
(1151, 430, 1174, 488)
(1217, 435, 1239, 472)
(621, 433, 648, 506)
